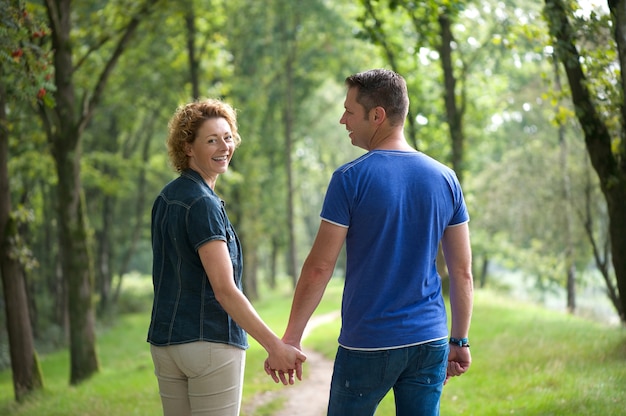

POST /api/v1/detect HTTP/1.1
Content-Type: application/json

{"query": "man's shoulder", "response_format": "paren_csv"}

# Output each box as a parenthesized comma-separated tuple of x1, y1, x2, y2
(335, 152, 378, 174)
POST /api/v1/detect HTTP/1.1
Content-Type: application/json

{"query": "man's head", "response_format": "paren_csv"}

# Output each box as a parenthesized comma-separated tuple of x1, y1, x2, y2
(344, 69, 409, 127)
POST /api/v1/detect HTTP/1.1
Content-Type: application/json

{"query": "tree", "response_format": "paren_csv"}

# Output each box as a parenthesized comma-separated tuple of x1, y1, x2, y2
(40, 0, 160, 384)
(83, 0, 213, 315)
(0, 1, 51, 400)
(552, 56, 577, 313)
(278, 0, 300, 287)
(357, 0, 420, 148)
(224, 0, 370, 293)
(357, 0, 475, 280)
(544, 0, 626, 323)
(436, 7, 467, 181)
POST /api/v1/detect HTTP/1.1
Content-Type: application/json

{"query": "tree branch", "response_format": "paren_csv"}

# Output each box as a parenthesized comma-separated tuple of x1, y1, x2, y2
(544, 0, 616, 187)
(77, 0, 161, 136)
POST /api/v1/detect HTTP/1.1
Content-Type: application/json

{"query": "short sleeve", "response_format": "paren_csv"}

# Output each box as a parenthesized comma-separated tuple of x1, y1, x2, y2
(320, 171, 351, 227)
(448, 171, 469, 226)
(187, 196, 228, 251)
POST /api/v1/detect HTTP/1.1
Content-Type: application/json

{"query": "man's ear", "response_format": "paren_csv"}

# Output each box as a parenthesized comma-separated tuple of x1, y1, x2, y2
(372, 106, 386, 124)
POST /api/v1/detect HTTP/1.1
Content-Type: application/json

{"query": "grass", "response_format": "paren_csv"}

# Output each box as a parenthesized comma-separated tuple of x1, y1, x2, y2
(0, 275, 342, 416)
(306, 288, 626, 415)
(1, 277, 625, 415)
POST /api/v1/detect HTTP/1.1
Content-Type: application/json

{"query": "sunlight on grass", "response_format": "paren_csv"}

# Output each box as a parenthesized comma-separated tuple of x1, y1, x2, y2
(0, 311, 161, 416)
(1, 280, 624, 415)
(437, 290, 626, 415)
(305, 288, 626, 416)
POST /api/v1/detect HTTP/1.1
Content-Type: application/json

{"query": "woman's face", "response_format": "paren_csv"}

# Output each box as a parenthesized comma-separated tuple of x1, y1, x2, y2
(185, 117, 236, 186)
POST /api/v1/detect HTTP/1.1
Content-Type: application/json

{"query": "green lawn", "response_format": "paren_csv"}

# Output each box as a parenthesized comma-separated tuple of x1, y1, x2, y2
(1, 278, 625, 415)
(306, 288, 626, 415)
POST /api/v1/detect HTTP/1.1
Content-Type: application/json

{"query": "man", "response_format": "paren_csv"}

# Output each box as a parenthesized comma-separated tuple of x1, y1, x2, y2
(268, 68, 473, 415)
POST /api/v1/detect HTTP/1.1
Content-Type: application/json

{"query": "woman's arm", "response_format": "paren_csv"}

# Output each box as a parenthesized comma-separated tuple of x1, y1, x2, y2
(198, 240, 306, 384)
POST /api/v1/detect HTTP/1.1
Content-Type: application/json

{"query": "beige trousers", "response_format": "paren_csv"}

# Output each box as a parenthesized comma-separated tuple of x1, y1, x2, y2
(150, 341, 246, 416)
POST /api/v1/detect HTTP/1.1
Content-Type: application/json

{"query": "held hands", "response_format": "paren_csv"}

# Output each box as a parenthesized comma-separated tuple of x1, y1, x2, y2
(264, 341, 306, 386)
(445, 344, 471, 385)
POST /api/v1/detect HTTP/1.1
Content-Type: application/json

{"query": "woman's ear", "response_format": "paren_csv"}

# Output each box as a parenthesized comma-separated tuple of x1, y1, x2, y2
(184, 142, 193, 157)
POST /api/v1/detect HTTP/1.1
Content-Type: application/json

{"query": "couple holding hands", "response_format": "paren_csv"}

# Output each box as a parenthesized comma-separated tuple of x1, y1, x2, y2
(148, 69, 473, 416)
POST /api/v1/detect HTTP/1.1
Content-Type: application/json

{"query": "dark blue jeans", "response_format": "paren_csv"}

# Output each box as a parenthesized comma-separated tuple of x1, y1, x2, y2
(327, 338, 449, 416)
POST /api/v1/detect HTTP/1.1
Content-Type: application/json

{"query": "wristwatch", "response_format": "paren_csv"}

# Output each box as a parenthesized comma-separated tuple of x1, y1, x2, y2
(449, 337, 470, 347)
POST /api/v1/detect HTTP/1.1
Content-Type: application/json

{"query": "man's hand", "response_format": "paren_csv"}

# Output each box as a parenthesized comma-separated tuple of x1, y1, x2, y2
(263, 341, 306, 385)
(445, 345, 471, 384)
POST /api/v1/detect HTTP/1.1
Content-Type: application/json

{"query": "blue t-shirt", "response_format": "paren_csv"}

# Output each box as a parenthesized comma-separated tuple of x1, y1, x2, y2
(147, 169, 247, 349)
(321, 150, 469, 349)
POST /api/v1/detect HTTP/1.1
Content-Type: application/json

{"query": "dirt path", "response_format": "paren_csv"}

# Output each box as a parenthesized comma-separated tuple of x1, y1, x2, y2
(242, 312, 339, 416)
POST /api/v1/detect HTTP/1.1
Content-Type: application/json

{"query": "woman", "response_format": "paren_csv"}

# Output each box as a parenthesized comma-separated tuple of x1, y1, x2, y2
(148, 98, 305, 416)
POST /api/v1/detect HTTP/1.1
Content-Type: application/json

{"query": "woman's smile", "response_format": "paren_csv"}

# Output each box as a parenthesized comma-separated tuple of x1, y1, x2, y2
(186, 117, 236, 188)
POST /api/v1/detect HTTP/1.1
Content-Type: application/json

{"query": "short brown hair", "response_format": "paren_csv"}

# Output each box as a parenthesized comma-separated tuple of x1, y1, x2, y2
(345, 69, 409, 127)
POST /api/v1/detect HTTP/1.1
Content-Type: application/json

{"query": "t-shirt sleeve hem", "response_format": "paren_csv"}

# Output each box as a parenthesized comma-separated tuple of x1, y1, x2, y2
(320, 217, 349, 228)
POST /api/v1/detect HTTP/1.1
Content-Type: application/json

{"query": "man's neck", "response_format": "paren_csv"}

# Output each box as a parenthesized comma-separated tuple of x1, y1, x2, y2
(369, 129, 414, 152)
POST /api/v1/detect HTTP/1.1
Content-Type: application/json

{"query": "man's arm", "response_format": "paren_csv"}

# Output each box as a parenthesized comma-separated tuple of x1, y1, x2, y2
(441, 222, 473, 379)
(282, 220, 347, 348)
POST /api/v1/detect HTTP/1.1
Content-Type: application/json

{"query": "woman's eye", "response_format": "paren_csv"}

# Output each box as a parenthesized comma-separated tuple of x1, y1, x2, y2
(206, 136, 232, 144)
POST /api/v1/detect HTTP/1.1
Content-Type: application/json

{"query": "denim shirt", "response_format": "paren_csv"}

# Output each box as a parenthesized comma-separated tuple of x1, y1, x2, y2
(147, 169, 247, 349)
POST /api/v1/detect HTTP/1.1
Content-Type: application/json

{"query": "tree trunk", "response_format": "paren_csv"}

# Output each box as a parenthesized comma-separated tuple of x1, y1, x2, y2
(281, 5, 298, 287)
(114, 121, 154, 303)
(0, 83, 44, 402)
(53, 147, 100, 384)
(479, 255, 489, 289)
(284, 78, 298, 286)
(438, 13, 465, 182)
(242, 238, 259, 301)
(544, 0, 626, 323)
(96, 196, 113, 316)
(561, 144, 577, 314)
(553, 56, 577, 313)
(43, 0, 160, 382)
(43, 0, 99, 384)
(435, 12, 467, 282)
(269, 238, 278, 290)
(604, 186, 626, 322)
(185, 3, 200, 100)
(94, 117, 120, 315)
(607, 0, 626, 325)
